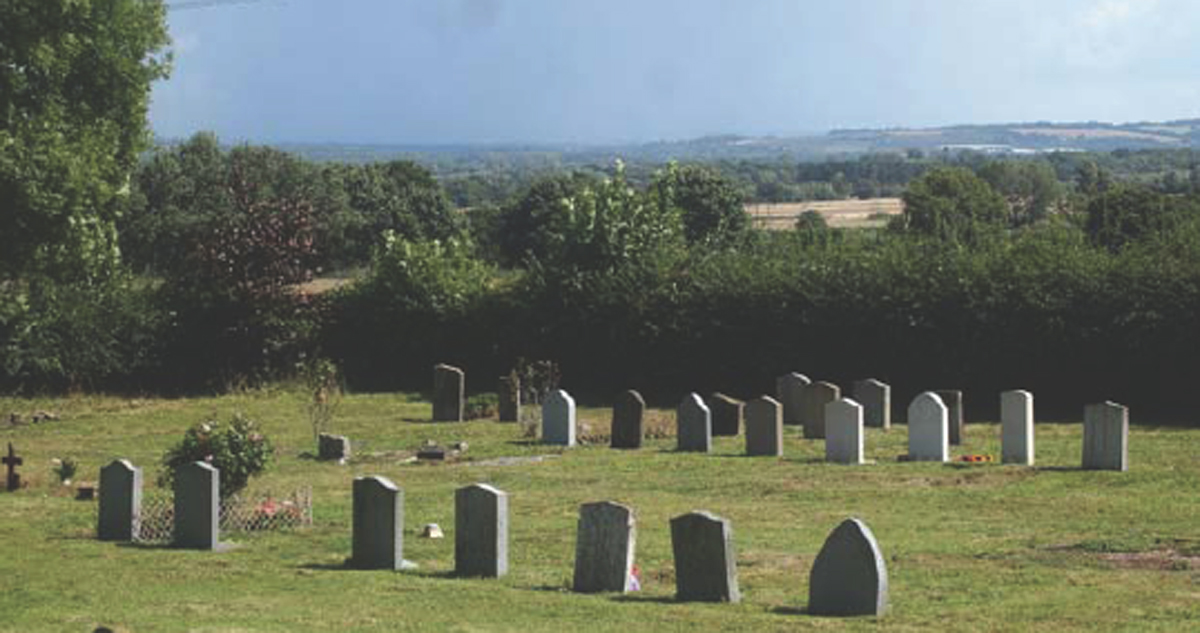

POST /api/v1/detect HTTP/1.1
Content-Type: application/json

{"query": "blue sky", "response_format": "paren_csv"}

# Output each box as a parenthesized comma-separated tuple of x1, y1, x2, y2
(150, 0, 1200, 144)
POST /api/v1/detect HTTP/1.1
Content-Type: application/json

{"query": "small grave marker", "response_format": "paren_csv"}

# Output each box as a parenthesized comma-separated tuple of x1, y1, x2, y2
(351, 475, 412, 569)
(318, 433, 350, 462)
(3, 443, 22, 492)
(433, 364, 465, 422)
(455, 484, 509, 578)
(173, 461, 219, 550)
(826, 398, 865, 465)
(708, 393, 744, 437)
(1001, 390, 1034, 466)
(611, 390, 645, 449)
(498, 374, 520, 422)
(1083, 401, 1128, 471)
(776, 372, 810, 425)
(744, 396, 783, 457)
(543, 389, 577, 447)
(801, 381, 841, 440)
(935, 390, 964, 445)
(852, 379, 891, 430)
(98, 459, 142, 541)
(907, 392, 949, 462)
(676, 393, 712, 453)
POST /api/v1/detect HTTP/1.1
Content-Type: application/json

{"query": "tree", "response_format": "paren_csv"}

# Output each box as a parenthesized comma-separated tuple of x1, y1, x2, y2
(650, 163, 749, 246)
(896, 167, 1007, 244)
(975, 160, 1063, 226)
(0, 0, 171, 281)
(1084, 184, 1193, 252)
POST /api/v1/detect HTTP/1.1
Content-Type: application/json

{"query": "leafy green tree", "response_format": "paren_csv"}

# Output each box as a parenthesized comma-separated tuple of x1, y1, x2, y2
(0, 0, 171, 281)
(649, 163, 748, 246)
(494, 172, 599, 267)
(1084, 184, 1195, 252)
(975, 160, 1063, 226)
(896, 167, 1007, 244)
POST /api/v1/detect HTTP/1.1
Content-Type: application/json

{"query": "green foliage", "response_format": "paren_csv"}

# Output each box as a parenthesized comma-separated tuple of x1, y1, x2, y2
(0, 0, 171, 281)
(158, 413, 274, 498)
(649, 162, 748, 246)
(1083, 184, 1196, 252)
(464, 393, 499, 420)
(975, 159, 1064, 225)
(897, 166, 1008, 244)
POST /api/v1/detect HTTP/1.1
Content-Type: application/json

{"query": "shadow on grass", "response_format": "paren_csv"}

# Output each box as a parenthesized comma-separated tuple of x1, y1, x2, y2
(610, 594, 679, 604)
(769, 605, 808, 616)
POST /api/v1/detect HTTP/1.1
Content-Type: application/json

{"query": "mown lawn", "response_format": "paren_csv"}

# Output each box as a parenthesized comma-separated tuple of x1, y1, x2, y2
(1, 390, 1198, 631)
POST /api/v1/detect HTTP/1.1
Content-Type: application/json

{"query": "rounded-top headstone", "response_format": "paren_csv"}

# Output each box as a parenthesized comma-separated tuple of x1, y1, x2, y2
(744, 395, 783, 457)
(573, 501, 637, 593)
(543, 389, 577, 447)
(351, 475, 404, 570)
(808, 518, 888, 617)
(677, 393, 712, 453)
(455, 483, 509, 578)
(611, 390, 646, 449)
(907, 391, 948, 462)
(852, 378, 891, 430)
(776, 372, 811, 425)
(801, 381, 841, 439)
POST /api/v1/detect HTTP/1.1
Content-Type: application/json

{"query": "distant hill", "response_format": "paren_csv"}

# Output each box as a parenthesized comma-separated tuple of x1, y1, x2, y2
(160, 118, 1200, 167)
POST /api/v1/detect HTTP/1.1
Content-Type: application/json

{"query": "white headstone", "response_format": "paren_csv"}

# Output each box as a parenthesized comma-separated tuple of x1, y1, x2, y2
(542, 389, 577, 447)
(826, 398, 865, 465)
(1001, 390, 1034, 465)
(907, 392, 948, 462)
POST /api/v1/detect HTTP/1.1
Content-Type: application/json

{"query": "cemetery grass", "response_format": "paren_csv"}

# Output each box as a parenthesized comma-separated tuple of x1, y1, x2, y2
(2, 391, 1199, 632)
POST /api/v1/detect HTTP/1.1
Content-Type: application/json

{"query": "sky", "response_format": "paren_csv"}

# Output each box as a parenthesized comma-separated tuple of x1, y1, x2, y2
(150, 0, 1200, 145)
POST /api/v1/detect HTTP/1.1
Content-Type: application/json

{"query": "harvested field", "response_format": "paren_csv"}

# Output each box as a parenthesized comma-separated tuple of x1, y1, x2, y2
(746, 197, 904, 230)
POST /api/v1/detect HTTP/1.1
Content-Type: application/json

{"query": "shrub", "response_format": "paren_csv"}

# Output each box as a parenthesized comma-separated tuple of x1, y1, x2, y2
(159, 413, 274, 498)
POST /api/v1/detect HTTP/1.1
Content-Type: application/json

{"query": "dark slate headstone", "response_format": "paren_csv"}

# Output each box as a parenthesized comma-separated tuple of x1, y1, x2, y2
(744, 396, 783, 457)
(852, 378, 891, 430)
(351, 476, 407, 570)
(173, 462, 219, 550)
(670, 511, 740, 603)
(708, 393, 744, 437)
(611, 390, 645, 449)
(676, 393, 712, 453)
(801, 381, 841, 440)
(98, 459, 141, 541)
(1083, 401, 1128, 471)
(808, 518, 889, 617)
(935, 390, 964, 445)
(318, 433, 350, 461)
(573, 501, 636, 593)
(433, 364, 465, 422)
(455, 484, 508, 578)
(775, 372, 811, 425)
(498, 375, 520, 423)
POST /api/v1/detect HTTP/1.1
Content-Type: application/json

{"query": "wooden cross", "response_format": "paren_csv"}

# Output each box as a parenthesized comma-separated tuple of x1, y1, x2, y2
(3, 443, 22, 492)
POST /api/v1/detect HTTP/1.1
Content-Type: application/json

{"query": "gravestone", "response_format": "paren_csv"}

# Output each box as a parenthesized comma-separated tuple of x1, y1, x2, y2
(1083, 401, 1128, 471)
(826, 398, 865, 465)
(744, 396, 783, 457)
(676, 393, 712, 453)
(318, 433, 351, 462)
(907, 392, 949, 462)
(573, 501, 636, 593)
(935, 390, 964, 445)
(351, 476, 410, 570)
(775, 372, 811, 425)
(173, 461, 219, 550)
(1001, 390, 1035, 466)
(455, 484, 508, 578)
(432, 364, 465, 422)
(670, 511, 740, 603)
(852, 379, 891, 430)
(807, 518, 889, 617)
(3, 443, 22, 492)
(708, 393, 744, 437)
(610, 390, 645, 449)
(542, 389, 577, 447)
(801, 381, 841, 440)
(98, 459, 142, 541)
(498, 375, 520, 422)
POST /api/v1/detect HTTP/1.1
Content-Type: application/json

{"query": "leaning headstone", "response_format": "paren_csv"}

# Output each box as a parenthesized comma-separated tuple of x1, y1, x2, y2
(853, 379, 891, 430)
(801, 381, 841, 440)
(573, 501, 636, 593)
(351, 475, 410, 570)
(907, 392, 949, 462)
(807, 518, 889, 617)
(708, 393, 744, 437)
(3, 443, 22, 492)
(676, 393, 712, 453)
(935, 390, 964, 445)
(455, 484, 508, 578)
(670, 511, 740, 603)
(98, 459, 142, 541)
(432, 364, 465, 422)
(543, 389, 577, 447)
(498, 374, 520, 422)
(744, 396, 783, 457)
(318, 433, 350, 462)
(776, 372, 811, 425)
(610, 390, 645, 449)
(1083, 401, 1128, 472)
(826, 398, 865, 465)
(1001, 390, 1035, 466)
(173, 461, 219, 550)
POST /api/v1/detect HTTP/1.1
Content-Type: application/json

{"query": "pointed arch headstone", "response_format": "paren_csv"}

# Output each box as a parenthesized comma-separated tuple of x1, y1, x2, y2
(808, 518, 889, 617)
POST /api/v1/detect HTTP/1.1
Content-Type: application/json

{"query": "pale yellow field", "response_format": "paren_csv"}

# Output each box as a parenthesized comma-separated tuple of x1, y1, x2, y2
(746, 197, 904, 230)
